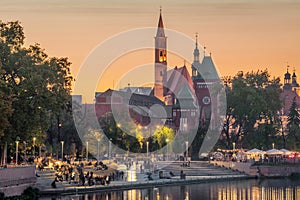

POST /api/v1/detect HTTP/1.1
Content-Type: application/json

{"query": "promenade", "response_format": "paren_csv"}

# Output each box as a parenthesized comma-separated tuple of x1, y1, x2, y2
(36, 161, 251, 198)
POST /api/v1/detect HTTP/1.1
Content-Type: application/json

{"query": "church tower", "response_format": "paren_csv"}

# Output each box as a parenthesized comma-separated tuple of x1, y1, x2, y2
(154, 8, 167, 101)
(283, 66, 291, 90)
(291, 68, 299, 88)
(192, 33, 201, 80)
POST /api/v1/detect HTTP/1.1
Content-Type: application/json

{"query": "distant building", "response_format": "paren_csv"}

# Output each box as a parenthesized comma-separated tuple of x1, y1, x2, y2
(95, 9, 220, 133)
(281, 67, 300, 116)
(95, 89, 167, 126)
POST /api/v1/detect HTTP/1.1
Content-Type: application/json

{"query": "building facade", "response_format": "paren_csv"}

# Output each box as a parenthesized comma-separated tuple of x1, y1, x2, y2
(95, 10, 220, 134)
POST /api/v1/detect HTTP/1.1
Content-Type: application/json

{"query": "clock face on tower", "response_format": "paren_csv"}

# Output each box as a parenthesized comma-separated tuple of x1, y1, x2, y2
(202, 96, 211, 105)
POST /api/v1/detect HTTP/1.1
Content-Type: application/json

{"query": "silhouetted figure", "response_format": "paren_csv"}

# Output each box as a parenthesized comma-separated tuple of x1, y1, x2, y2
(51, 180, 56, 188)
(169, 171, 175, 177)
(147, 173, 153, 181)
(88, 172, 94, 186)
(180, 170, 186, 179)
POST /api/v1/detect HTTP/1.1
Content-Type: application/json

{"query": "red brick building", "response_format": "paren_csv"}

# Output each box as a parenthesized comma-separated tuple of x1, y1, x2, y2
(95, 10, 220, 133)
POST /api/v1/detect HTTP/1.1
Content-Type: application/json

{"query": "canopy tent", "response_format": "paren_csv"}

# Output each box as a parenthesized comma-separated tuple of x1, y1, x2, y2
(280, 149, 294, 155)
(246, 148, 265, 154)
(265, 149, 284, 155)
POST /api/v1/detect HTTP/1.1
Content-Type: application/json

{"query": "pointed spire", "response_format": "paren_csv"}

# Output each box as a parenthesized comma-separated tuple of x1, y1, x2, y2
(293, 67, 296, 76)
(156, 7, 165, 37)
(284, 65, 291, 81)
(195, 32, 198, 48)
(193, 32, 200, 63)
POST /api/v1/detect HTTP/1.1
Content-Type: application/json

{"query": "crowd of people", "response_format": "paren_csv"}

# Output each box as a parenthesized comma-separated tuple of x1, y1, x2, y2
(35, 159, 125, 188)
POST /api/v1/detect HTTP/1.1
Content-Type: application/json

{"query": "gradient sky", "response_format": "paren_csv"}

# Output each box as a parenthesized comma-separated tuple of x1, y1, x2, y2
(1, 0, 300, 102)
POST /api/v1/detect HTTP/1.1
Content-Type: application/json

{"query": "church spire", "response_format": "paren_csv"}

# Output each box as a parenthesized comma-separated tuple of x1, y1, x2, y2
(154, 7, 167, 101)
(156, 7, 165, 37)
(291, 67, 299, 87)
(193, 33, 200, 63)
(284, 65, 292, 90)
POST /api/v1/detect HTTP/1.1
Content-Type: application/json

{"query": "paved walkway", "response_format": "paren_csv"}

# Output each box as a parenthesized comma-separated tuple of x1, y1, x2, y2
(35, 161, 251, 197)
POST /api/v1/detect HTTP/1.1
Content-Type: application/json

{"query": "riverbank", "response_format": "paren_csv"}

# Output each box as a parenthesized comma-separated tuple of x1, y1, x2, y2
(38, 174, 252, 197)
(0, 165, 36, 197)
(36, 161, 253, 197)
(211, 161, 300, 177)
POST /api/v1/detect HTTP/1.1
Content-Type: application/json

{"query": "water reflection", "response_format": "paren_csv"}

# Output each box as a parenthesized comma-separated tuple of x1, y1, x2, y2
(127, 169, 137, 182)
(47, 179, 300, 200)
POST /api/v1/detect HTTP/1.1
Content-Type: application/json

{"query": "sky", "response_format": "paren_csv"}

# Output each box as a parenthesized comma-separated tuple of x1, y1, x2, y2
(1, 0, 300, 103)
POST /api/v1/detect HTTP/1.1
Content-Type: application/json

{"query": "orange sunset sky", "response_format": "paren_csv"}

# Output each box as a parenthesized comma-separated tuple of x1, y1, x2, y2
(1, 0, 300, 103)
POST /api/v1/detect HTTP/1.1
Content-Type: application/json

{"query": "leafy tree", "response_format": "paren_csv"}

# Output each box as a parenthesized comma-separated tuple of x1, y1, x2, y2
(153, 126, 175, 148)
(287, 97, 300, 150)
(0, 21, 73, 161)
(99, 112, 140, 153)
(219, 70, 282, 149)
(0, 67, 13, 137)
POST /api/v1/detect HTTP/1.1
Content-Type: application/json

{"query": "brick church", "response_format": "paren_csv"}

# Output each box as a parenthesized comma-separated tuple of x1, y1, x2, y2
(95, 10, 220, 133)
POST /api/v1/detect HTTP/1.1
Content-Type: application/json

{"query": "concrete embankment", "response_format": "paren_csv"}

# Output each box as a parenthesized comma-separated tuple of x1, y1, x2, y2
(0, 165, 36, 197)
(37, 161, 253, 197)
(38, 175, 251, 197)
(211, 161, 300, 177)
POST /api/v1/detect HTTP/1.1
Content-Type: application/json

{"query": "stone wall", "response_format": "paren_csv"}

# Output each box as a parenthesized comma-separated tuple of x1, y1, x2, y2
(211, 161, 255, 175)
(212, 161, 300, 177)
(0, 165, 36, 197)
(252, 165, 300, 177)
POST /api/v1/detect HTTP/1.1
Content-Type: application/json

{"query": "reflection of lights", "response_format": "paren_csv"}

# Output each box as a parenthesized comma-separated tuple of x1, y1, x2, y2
(185, 191, 189, 200)
(127, 170, 137, 182)
(261, 186, 265, 200)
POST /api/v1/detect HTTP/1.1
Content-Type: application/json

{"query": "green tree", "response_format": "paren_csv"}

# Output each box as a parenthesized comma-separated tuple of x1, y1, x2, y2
(153, 126, 175, 148)
(0, 21, 73, 161)
(0, 68, 13, 137)
(219, 70, 282, 150)
(287, 97, 300, 150)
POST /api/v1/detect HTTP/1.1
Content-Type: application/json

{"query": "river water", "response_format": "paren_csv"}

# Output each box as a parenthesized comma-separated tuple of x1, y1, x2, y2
(46, 178, 300, 200)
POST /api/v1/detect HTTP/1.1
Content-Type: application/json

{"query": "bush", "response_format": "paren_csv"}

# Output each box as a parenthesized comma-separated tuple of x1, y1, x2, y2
(289, 173, 300, 179)
(23, 187, 39, 199)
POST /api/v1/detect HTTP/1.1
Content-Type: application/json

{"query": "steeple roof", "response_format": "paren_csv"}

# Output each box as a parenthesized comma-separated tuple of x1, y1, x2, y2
(292, 68, 297, 78)
(156, 8, 165, 37)
(193, 33, 200, 63)
(192, 54, 220, 81)
(284, 66, 291, 79)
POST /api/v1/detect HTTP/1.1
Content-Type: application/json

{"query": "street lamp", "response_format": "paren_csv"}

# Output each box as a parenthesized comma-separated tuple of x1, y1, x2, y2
(33, 137, 36, 158)
(97, 139, 100, 162)
(15, 136, 20, 165)
(233, 142, 236, 151)
(272, 143, 275, 149)
(183, 123, 187, 132)
(146, 141, 149, 161)
(166, 139, 169, 161)
(61, 141, 64, 161)
(109, 138, 112, 160)
(185, 141, 188, 162)
(232, 142, 236, 160)
(39, 145, 41, 158)
(23, 141, 27, 162)
(86, 141, 89, 161)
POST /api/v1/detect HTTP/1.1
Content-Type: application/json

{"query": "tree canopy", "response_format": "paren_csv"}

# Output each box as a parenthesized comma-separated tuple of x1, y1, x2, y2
(219, 70, 282, 150)
(0, 21, 73, 156)
(287, 97, 300, 150)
